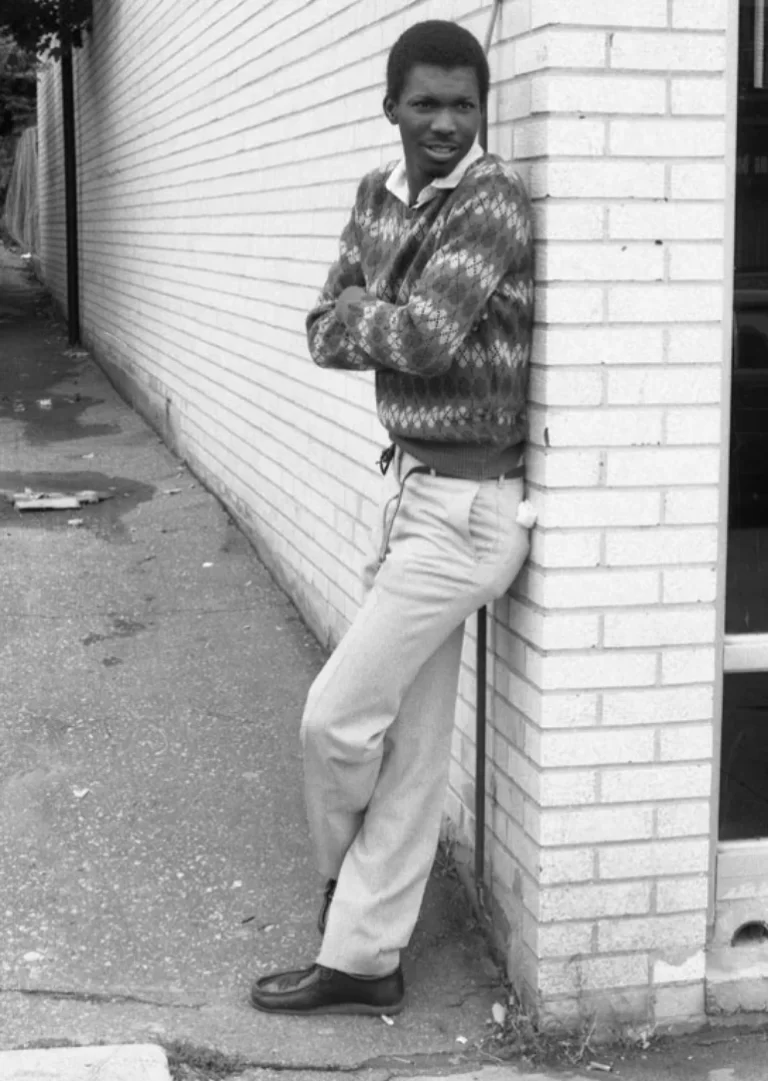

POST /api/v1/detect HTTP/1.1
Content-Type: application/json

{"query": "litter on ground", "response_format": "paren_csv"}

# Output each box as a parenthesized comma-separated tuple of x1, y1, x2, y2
(8, 488, 112, 512)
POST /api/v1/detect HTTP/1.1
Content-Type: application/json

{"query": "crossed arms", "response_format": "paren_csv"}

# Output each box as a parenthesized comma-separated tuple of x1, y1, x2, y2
(306, 167, 532, 378)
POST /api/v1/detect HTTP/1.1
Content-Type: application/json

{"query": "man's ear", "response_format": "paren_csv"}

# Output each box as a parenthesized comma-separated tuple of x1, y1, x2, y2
(383, 95, 398, 125)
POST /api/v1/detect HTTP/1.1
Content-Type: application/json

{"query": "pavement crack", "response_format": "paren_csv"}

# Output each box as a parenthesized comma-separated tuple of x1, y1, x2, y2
(1, 987, 205, 1010)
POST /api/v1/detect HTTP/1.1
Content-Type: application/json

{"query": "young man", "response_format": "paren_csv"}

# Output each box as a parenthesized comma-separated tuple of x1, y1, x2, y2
(251, 19, 533, 1017)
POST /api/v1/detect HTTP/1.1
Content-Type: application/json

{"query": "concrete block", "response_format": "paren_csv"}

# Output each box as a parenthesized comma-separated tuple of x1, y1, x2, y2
(603, 685, 714, 726)
(665, 405, 722, 443)
(535, 728, 655, 770)
(609, 32, 726, 71)
(598, 838, 711, 878)
(610, 118, 725, 157)
(513, 28, 608, 73)
(606, 528, 718, 566)
(541, 881, 652, 923)
(602, 607, 716, 648)
(538, 804, 654, 846)
(656, 981, 707, 1024)
(661, 646, 717, 685)
(607, 284, 723, 323)
(670, 163, 726, 200)
(656, 875, 710, 913)
(539, 243, 664, 283)
(534, 489, 662, 530)
(0, 1045, 170, 1081)
(664, 487, 720, 525)
(528, 566, 661, 608)
(601, 915, 706, 954)
(672, 0, 728, 30)
(532, 74, 667, 114)
(609, 203, 725, 240)
(606, 367, 721, 406)
(671, 76, 727, 116)
(530, 529, 602, 569)
(531, 161, 664, 199)
(533, 0, 667, 27)
(533, 326, 665, 367)
(600, 768, 713, 806)
(658, 727, 714, 765)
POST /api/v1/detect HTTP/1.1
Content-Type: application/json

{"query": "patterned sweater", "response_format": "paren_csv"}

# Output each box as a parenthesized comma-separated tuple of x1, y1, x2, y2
(306, 153, 534, 476)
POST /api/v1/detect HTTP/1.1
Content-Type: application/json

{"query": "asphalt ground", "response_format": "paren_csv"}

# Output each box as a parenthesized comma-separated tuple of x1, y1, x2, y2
(0, 244, 507, 1069)
(2, 242, 768, 1081)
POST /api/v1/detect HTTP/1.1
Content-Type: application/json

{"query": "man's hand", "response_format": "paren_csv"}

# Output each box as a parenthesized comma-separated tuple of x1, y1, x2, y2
(335, 286, 366, 323)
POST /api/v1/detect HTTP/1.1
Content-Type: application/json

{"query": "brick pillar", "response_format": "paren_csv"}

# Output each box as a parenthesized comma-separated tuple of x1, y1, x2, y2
(469, 0, 729, 1031)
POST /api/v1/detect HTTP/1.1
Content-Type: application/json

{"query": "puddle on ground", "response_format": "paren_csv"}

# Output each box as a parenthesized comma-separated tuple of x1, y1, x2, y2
(0, 391, 120, 443)
(0, 348, 119, 443)
(0, 471, 156, 540)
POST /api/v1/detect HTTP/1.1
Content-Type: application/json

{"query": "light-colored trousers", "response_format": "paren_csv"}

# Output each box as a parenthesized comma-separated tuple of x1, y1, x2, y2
(300, 449, 530, 976)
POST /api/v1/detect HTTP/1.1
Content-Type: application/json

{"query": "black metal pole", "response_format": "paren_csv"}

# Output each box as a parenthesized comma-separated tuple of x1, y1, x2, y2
(474, 0, 503, 898)
(475, 606, 487, 890)
(60, 34, 80, 345)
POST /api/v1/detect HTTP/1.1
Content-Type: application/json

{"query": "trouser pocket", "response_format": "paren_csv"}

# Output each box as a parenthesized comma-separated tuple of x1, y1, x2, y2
(444, 481, 500, 563)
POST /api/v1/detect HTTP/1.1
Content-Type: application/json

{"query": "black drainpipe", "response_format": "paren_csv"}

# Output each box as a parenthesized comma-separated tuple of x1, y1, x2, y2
(59, 24, 80, 346)
(475, 0, 503, 902)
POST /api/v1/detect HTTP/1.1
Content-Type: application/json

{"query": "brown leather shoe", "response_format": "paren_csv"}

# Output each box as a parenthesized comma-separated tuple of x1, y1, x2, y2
(317, 879, 336, 935)
(250, 963, 405, 1015)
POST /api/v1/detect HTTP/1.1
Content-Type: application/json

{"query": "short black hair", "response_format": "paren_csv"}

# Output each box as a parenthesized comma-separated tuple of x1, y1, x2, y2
(386, 20, 489, 107)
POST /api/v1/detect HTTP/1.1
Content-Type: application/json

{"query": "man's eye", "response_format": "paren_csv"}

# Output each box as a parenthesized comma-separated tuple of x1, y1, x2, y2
(458, 103, 475, 112)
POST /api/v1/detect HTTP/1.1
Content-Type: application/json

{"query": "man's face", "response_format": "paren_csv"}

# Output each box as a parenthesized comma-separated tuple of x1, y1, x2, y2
(385, 64, 483, 195)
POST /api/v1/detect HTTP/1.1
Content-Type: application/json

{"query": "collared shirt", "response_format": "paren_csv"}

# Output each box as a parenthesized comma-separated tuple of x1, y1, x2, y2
(384, 140, 485, 208)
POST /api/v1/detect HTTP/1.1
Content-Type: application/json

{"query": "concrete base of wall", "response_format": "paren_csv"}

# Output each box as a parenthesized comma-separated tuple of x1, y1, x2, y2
(449, 830, 710, 1038)
(707, 945, 768, 1013)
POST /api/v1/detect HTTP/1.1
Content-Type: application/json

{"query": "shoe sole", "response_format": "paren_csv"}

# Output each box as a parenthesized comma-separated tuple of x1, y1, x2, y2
(250, 998, 405, 1017)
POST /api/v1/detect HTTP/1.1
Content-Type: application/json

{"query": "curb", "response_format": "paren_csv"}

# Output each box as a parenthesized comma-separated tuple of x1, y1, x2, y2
(0, 1044, 171, 1080)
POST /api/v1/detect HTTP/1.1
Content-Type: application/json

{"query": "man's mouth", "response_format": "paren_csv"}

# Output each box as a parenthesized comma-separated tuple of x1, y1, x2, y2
(423, 144, 457, 160)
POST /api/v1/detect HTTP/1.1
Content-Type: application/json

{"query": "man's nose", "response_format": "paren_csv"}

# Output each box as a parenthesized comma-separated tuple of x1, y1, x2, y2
(431, 108, 456, 134)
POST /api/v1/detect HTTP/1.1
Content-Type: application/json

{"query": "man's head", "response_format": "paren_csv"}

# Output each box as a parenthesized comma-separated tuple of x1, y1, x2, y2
(385, 21, 489, 108)
(384, 21, 488, 196)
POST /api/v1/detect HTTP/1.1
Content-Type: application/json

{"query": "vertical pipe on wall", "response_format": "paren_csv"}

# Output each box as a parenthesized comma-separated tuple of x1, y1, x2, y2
(475, 605, 488, 893)
(474, 0, 503, 899)
(756, 0, 766, 89)
(60, 33, 80, 345)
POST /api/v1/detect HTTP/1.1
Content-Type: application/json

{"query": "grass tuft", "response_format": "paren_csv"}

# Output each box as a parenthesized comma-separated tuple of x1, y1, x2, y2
(163, 1040, 250, 1081)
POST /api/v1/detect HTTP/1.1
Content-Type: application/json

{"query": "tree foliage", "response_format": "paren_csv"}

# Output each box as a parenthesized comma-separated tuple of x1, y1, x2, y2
(0, 0, 92, 56)
(0, 35, 36, 136)
(0, 34, 36, 200)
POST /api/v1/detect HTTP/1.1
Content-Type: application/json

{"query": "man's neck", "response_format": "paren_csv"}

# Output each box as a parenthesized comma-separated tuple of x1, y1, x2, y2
(386, 141, 485, 209)
(406, 164, 431, 206)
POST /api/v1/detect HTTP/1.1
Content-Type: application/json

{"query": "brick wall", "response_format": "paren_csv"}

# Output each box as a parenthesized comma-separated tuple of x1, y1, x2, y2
(36, 0, 732, 1030)
(39, 0, 482, 647)
(452, 0, 727, 1031)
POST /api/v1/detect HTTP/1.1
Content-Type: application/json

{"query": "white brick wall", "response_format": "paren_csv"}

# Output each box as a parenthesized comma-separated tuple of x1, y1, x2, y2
(473, 0, 727, 1033)
(36, 0, 731, 1033)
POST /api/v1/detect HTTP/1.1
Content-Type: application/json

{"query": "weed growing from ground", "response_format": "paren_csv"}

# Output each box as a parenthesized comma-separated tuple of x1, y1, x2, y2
(164, 1040, 249, 1081)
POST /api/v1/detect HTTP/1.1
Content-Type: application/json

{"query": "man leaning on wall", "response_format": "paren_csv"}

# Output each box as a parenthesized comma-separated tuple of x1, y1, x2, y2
(250, 19, 534, 1017)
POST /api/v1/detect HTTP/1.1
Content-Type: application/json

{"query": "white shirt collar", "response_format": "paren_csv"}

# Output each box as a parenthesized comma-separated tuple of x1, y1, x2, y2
(385, 141, 485, 208)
